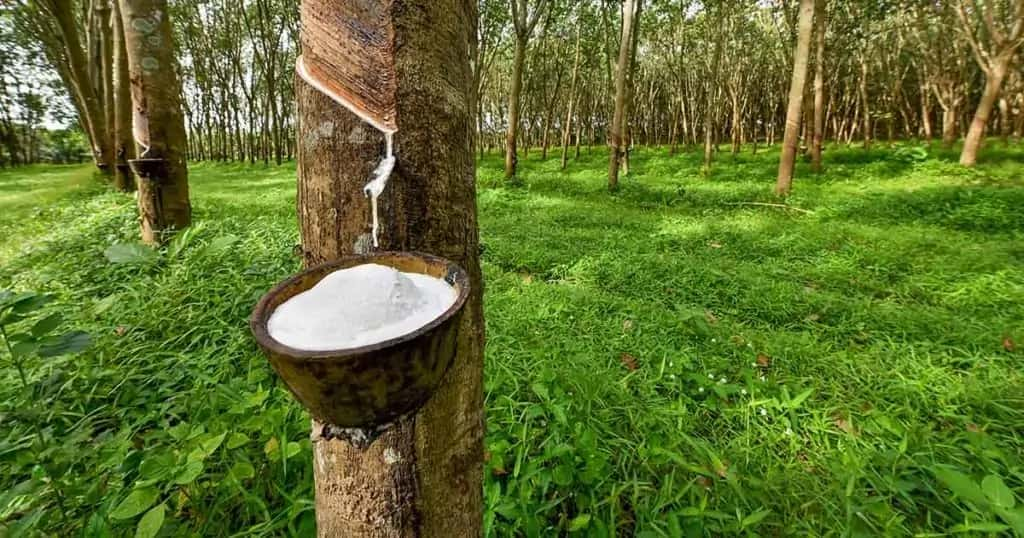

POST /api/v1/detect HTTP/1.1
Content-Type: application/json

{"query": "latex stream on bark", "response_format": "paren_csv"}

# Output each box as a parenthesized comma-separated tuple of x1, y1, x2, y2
(297, 54, 397, 248)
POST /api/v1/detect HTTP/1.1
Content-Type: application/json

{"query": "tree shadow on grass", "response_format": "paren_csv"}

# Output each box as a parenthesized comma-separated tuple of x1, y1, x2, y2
(825, 182, 1024, 235)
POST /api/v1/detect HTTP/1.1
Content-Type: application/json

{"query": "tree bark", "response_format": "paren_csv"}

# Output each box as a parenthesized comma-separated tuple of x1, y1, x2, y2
(561, 19, 582, 170)
(505, 38, 526, 179)
(296, 0, 484, 535)
(810, 0, 826, 173)
(48, 0, 112, 173)
(608, 0, 637, 191)
(111, 0, 135, 192)
(119, 0, 191, 244)
(961, 56, 1011, 166)
(775, 0, 815, 197)
(702, 9, 724, 176)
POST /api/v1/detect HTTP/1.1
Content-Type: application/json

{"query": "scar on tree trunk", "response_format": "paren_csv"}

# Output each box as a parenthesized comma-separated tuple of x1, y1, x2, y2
(295, 0, 484, 535)
(119, 0, 191, 244)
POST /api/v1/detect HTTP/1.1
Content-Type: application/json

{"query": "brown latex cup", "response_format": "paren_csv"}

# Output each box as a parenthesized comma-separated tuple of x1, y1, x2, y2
(250, 252, 469, 428)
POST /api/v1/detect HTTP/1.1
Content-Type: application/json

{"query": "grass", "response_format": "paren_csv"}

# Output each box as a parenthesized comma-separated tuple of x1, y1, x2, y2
(1, 142, 1023, 537)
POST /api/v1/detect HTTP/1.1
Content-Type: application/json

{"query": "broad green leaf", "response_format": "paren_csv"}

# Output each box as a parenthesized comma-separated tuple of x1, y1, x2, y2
(104, 243, 157, 265)
(567, 514, 591, 532)
(226, 432, 249, 449)
(934, 468, 987, 507)
(38, 331, 91, 357)
(30, 313, 63, 338)
(202, 432, 227, 455)
(982, 475, 1016, 509)
(110, 487, 160, 520)
(135, 503, 165, 538)
(284, 441, 302, 460)
(10, 293, 52, 314)
(188, 432, 227, 462)
(173, 461, 204, 485)
(138, 454, 174, 481)
(83, 512, 113, 538)
(11, 341, 38, 359)
(228, 461, 255, 480)
(998, 507, 1024, 535)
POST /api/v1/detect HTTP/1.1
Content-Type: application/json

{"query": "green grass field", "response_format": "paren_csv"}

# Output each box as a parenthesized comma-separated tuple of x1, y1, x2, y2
(1, 143, 1023, 537)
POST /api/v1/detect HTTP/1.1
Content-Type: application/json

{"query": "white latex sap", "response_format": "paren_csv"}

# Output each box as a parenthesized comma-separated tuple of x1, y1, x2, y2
(267, 263, 456, 351)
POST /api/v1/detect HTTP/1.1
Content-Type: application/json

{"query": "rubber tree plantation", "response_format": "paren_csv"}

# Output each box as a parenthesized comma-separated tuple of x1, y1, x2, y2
(1, 0, 1023, 536)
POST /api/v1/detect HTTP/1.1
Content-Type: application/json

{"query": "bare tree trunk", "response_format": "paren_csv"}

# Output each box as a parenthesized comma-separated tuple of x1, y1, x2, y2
(505, 39, 525, 179)
(119, 0, 191, 244)
(961, 57, 1011, 166)
(859, 56, 872, 150)
(810, 0, 826, 173)
(702, 12, 723, 176)
(296, 0, 483, 535)
(608, 0, 637, 191)
(561, 19, 582, 170)
(111, 0, 135, 192)
(775, 0, 815, 197)
(49, 0, 112, 172)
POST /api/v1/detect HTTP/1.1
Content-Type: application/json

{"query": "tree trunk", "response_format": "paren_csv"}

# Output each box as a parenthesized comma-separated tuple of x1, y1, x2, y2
(561, 20, 582, 170)
(296, 0, 484, 535)
(505, 38, 526, 179)
(702, 15, 724, 176)
(51, 0, 112, 173)
(961, 57, 1010, 166)
(97, 1, 116, 177)
(810, 0, 826, 173)
(775, 0, 815, 197)
(112, 0, 135, 192)
(859, 56, 871, 150)
(119, 0, 191, 244)
(608, 0, 637, 191)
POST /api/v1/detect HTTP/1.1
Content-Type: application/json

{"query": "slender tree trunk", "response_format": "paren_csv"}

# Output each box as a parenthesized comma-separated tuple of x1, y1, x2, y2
(810, 0, 826, 173)
(859, 56, 871, 150)
(119, 0, 191, 244)
(775, 0, 815, 197)
(961, 58, 1011, 166)
(50, 0, 112, 173)
(296, 0, 483, 535)
(111, 0, 135, 192)
(608, 0, 637, 191)
(702, 17, 724, 175)
(505, 38, 526, 179)
(98, 1, 116, 177)
(561, 20, 582, 171)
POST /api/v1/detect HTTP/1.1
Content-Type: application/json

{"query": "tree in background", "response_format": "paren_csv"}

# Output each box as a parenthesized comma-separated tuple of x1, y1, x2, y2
(119, 0, 190, 244)
(111, 0, 134, 191)
(505, 0, 547, 180)
(608, 0, 640, 191)
(775, 0, 816, 197)
(955, 0, 1024, 166)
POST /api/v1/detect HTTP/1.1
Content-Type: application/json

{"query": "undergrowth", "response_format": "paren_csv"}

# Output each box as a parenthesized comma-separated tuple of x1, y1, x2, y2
(1, 142, 1022, 536)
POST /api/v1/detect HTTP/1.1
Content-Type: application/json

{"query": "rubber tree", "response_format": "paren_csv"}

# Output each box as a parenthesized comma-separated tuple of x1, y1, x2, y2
(608, 0, 640, 191)
(34, 0, 113, 173)
(954, 0, 1024, 166)
(295, 0, 484, 534)
(810, 0, 826, 173)
(775, 0, 816, 197)
(119, 0, 191, 244)
(111, 0, 135, 192)
(505, 0, 547, 180)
